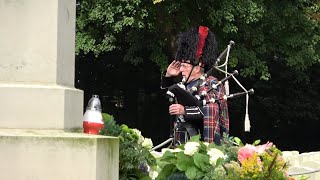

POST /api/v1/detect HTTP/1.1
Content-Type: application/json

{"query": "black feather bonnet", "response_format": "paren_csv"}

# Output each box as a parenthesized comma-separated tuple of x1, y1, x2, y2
(175, 26, 218, 71)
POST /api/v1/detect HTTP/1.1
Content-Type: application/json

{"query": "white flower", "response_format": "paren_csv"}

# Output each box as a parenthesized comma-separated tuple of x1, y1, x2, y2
(132, 128, 144, 144)
(203, 142, 210, 147)
(142, 138, 153, 149)
(207, 148, 226, 166)
(149, 169, 159, 179)
(184, 142, 200, 156)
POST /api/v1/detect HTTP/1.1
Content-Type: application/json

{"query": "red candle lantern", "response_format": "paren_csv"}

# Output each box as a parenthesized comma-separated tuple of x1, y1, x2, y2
(83, 95, 104, 135)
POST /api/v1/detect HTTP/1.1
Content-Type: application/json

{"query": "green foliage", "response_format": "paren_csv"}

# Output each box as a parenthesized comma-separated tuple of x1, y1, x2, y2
(76, 0, 149, 57)
(220, 134, 242, 162)
(156, 136, 220, 180)
(76, 0, 319, 79)
(153, 135, 291, 180)
(100, 113, 156, 180)
(100, 113, 121, 136)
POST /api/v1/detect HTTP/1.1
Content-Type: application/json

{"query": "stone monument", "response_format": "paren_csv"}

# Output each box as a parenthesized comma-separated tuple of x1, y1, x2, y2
(0, 0, 119, 179)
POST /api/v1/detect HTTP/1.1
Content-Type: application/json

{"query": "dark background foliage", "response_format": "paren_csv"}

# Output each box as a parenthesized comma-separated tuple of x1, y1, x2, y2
(75, 0, 320, 152)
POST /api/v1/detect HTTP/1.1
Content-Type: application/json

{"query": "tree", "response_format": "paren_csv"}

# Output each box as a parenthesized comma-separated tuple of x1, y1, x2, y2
(76, 0, 319, 77)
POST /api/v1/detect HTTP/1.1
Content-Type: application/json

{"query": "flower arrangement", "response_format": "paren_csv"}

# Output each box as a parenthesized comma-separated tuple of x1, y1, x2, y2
(99, 113, 299, 180)
(153, 134, 294, 180)
(99, 113, 156, 180)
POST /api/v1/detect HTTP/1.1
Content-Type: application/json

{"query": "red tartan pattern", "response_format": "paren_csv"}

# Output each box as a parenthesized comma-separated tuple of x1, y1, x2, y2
(174, 76, 229, 144)
(201, 76, 229, 144)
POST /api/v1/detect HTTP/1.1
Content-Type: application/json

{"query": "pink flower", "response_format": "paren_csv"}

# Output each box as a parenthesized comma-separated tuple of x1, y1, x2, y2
(238, 144, 257, 163)
(238, 142, 274, 163)
(256, 142, 273, 154)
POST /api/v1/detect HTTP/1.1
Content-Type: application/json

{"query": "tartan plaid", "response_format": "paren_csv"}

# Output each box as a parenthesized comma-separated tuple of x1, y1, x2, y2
(174, 76, 229, 145)
(200, 76, 229, 144)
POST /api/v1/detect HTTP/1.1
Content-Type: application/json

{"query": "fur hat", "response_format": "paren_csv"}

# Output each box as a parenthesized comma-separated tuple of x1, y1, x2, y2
(175, 26, 218, 71)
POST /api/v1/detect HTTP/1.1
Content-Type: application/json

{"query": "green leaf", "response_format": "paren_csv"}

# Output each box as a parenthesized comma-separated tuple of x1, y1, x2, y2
(234, 137, 244, 146)
(160, 151, 176, 164)
(167, 172, 189, 180)
(176, 152, 194, 171)
(156, 164, 177, 180)
(198, 142, 208, 153)
(215, 157, 224, 167)
(189, 134, 201, 142)
(185, 166, 199, 180)
(139, 175, 152, 180)
(207, 143, 224, 152)
(253, 139, 261, 146)
(102, 113, 114, 122)
(193, 152, 211, 170)
(100, 113, 121, 136)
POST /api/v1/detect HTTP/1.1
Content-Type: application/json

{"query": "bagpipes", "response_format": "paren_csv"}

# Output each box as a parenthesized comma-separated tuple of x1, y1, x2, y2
(167, 70, 254, 107)
(166, 40, 254, 131)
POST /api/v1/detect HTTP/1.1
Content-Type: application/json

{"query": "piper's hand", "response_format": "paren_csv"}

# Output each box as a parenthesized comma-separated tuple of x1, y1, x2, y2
(169, 104, 185, 115)
(165, 60, 181, 77)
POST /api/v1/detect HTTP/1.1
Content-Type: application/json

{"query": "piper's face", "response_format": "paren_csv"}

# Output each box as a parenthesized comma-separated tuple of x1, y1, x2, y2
(180, 62, 192, 77)
(180, 62, 199, 82)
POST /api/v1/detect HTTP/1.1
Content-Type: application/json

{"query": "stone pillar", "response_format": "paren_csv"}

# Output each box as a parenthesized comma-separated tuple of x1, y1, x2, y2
(0, 1, 119, 179)
(0, 0, 82, 129)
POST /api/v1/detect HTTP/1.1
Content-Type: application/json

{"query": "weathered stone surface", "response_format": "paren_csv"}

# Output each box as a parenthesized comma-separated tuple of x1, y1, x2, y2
(0, 129, 119, 180)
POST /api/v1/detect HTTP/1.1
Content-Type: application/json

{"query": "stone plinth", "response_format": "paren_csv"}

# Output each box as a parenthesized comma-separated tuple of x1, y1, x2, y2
(0, 129, 119, 180)
(0, 84, 83, 129)
(0, 1, 119, 180)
